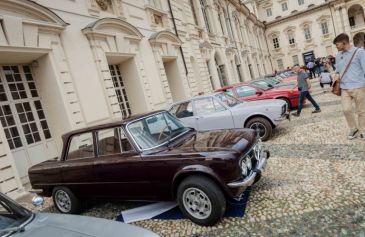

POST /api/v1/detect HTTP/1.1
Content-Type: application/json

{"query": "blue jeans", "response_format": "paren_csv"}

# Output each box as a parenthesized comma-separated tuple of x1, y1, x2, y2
(297, 91, 320, 114)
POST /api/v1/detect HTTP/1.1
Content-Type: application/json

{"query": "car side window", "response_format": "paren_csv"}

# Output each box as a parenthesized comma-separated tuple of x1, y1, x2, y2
(225, 88, 234, 96)
(194, 98, 215, 115)
(97, 127, 134, 156)
(67, 132, 94, 160)
(235, 86, 257, 97)
(170, 101, 194, 118)
(213, 99, 226, 112)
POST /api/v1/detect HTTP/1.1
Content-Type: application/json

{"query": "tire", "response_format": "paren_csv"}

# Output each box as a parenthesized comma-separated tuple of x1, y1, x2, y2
(52, 186, 82, 214)
(246, 117, 273, 141)
(278, 97, 292, 110)
(177, 175, 226, 226)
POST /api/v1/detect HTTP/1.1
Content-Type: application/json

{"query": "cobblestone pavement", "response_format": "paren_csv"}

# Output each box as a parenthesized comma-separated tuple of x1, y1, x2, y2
(20, 79, 365, 237)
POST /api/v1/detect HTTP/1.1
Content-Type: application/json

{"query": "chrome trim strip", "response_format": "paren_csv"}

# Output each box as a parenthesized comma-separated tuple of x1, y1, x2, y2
(274, 112, 290, 121)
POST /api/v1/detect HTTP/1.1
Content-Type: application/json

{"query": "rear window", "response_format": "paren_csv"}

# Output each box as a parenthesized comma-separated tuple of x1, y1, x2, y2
(67, 132, 94, 160)
(235, 85, 256, 97)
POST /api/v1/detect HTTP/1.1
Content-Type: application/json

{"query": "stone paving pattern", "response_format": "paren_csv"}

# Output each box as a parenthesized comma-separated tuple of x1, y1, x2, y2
(20, 79, 365, 236)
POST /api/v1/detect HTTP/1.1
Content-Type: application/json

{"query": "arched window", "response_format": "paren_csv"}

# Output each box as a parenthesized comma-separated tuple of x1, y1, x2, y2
(321, 21, 329, 34)
(304, 26, 311, 40)
(190, 0, 199, 25)
(218, 7, 225, 35)
(200, 0, 211, 33)
(272, 35, 280, 49)
(235, 18, 243, 42)
(225, 9, 234, 40)
(288, 31, 295, 44)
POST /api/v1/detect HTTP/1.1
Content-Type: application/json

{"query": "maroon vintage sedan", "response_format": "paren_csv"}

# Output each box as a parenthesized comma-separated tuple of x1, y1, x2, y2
(28, 110, 269, 226)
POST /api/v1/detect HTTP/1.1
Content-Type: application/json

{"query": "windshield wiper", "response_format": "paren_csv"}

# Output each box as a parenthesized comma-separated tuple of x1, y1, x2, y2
(0, 226, 25, 234)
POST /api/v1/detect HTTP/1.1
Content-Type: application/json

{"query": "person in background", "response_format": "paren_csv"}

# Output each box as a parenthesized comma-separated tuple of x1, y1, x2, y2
(292, 65, 321, 117)
(319, 69, 333, 93)
(306, 61, 316, 78)
(333, 33, 365, 140)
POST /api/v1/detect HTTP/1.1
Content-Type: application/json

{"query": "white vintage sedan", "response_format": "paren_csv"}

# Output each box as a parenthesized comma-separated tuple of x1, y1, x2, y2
(168, 92, 289, 141)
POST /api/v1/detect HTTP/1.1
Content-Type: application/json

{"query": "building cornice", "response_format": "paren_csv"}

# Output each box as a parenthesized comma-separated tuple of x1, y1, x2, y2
(265, 0, 341, 28)
(228, 0, 265, 28)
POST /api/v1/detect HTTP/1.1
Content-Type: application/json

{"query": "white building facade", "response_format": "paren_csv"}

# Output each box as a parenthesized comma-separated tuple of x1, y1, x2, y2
(0, 0, 271, 198)
(247, 0, 365, 70)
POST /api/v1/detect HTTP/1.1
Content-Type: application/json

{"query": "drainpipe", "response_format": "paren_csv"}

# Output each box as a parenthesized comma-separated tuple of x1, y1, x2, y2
(167, 0, 189, 81)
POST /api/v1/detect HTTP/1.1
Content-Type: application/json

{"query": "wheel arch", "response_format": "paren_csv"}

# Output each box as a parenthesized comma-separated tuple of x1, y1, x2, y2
(172, 166, 230, 199)
(243, 114, 275, 129)
(275, 96, 292, 108)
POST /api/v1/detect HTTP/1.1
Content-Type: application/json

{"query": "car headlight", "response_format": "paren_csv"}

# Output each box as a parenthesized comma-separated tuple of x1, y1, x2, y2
(254, 141, 262, 160)
(240, 160, 248, 176)
(246, 156, 252, 170)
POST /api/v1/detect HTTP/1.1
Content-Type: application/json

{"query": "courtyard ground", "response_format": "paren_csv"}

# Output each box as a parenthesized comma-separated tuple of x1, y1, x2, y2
(20, 79, 365, 237)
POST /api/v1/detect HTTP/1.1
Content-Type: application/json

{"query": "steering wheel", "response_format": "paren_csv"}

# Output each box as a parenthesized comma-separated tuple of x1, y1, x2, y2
(157, 125, 170, 142)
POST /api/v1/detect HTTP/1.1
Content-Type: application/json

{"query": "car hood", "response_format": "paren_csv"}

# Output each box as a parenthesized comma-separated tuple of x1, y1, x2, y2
(162, 129, 257, 155)
(236, 99, 285, 108)
(15, 213, 159, 237)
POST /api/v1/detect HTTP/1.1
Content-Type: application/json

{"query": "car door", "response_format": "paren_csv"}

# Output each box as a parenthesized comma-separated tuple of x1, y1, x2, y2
(193, 97, 234, 131)
(169, 100, 198, 129)
(93, 127, 150, 199)
(61, 131, 98, 198)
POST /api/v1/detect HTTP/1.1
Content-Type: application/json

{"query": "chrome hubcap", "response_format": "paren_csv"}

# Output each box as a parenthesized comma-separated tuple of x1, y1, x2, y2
(182, 188, 212, 220)
(55, 190, 71, 213)
(250, 122, 267, 138)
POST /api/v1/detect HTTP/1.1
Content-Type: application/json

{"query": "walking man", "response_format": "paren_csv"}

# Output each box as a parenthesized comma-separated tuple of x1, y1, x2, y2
(333, 33, 365, 140)
(292, 65, 321, 117)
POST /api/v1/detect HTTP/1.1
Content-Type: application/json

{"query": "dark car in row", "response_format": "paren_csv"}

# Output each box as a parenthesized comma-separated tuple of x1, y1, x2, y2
(28, 111, 269, 226)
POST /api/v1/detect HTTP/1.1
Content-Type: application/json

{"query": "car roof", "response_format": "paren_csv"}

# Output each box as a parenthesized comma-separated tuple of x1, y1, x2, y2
(61, 110, 166, 140)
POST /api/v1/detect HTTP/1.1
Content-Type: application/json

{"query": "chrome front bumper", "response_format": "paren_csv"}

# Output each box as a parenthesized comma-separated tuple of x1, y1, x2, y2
(275, 112, 290, 121)
(227, 150, 270, 189)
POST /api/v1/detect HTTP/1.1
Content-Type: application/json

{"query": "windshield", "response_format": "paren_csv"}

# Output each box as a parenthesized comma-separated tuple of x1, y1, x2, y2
(0, 193, 32, 234)
(127, 112, 189, 150)
(215, 92, 241, 107)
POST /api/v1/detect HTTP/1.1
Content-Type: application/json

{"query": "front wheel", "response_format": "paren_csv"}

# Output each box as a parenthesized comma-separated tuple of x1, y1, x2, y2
(177, 176, 226, 226)
(52, 186, 82, 214)
(246, 117, 273, 141)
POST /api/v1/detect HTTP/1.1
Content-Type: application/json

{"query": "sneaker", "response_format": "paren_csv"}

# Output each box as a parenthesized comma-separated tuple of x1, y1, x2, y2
(292, 112, 300, 117)
(361, 133, 365, 140)
(348, 129, 359, 140)
(312, 109, 321, 113)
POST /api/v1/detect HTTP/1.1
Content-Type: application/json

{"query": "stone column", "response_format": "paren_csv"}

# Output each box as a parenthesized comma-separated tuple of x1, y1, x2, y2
(341, 7, 351, 36)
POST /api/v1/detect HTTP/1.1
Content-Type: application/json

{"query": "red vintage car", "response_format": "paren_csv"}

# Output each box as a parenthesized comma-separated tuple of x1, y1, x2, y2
(215, 82, 303, 109)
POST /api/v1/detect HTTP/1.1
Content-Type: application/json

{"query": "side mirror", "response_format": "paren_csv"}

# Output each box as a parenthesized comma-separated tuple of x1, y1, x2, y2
(32, 196, 44, 207)
(256, 91, 263, 96)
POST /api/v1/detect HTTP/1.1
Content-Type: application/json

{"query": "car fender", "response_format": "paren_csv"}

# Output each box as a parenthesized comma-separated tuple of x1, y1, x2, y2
(232, 111, 276, 128)
(171, 165, 230, 198)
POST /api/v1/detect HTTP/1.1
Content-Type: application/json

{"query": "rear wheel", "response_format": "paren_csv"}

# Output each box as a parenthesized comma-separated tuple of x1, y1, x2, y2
(177, 175, 226, 226)
(246, 117, 273, 141)
(52, 186, 82, 214)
